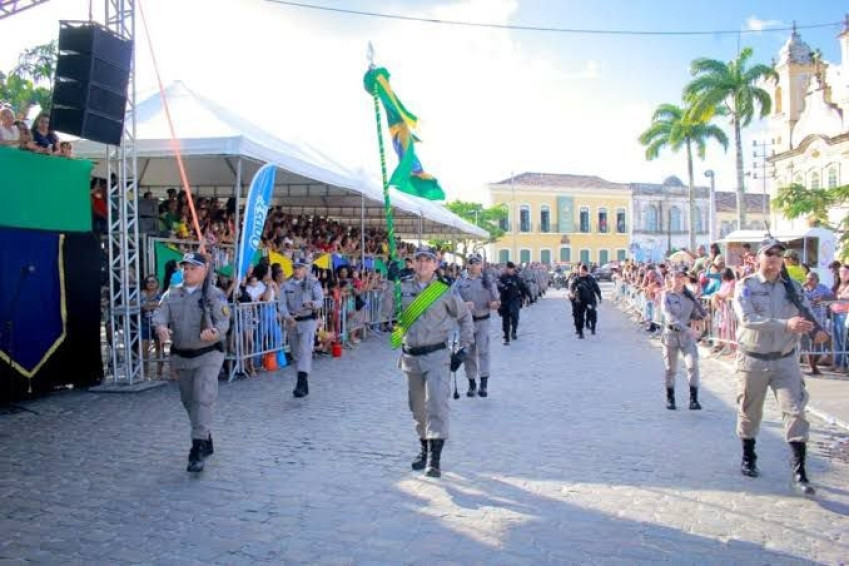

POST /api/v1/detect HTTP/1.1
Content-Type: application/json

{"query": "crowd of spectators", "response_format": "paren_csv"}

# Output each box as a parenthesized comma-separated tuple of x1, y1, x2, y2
(614, 243, 849, 375)
(0, 105, 73, 157)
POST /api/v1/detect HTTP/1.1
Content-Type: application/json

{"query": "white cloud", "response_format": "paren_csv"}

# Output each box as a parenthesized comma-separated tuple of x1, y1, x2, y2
(744, 16, 784, 33)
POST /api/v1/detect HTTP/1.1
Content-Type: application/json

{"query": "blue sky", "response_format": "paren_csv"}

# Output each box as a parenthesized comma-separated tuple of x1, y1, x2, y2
(2, 0, 846, 201)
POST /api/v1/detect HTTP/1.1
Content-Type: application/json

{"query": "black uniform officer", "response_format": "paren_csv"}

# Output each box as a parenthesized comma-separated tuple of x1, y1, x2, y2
(497, 261, 530, 345)
(569, 264, 602, 338)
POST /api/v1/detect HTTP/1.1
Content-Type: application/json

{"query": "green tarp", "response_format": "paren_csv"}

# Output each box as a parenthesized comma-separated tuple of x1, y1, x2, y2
(0, 146, 93, 232)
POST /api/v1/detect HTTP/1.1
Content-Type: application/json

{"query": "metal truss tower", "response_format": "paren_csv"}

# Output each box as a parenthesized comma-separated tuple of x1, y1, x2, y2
(0, 0, 50, 20)
(104, 0, 142, 385)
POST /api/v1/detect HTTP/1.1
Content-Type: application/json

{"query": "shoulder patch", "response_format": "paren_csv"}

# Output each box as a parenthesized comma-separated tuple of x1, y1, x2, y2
(221, 305, 230, 317)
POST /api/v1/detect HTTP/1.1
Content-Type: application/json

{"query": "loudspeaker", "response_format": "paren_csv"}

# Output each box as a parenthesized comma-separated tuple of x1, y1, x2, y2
(50, 21, 133, 146)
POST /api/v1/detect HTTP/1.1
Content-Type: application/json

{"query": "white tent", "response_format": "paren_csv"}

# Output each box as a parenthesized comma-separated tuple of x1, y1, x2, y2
(73, 81, 488, 239)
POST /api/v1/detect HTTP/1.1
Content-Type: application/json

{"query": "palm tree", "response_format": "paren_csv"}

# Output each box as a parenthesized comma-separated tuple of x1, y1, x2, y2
(639, 103, 729, 251)
(684, 47, 776, 230)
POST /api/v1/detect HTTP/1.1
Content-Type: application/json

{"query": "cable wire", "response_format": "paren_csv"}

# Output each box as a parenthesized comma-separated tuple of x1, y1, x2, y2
(266, 0, 842, 37)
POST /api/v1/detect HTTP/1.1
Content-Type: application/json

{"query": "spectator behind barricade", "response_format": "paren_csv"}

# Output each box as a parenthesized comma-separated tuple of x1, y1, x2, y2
(90, 178, 108, 234)
(163, 259, 182, 291)
(710, 268, 737, 311)
(690, 245, 708, 274)
(0, 106, 19, 146)
(140, 275, 165, 380)
(783, 249, 805, 284)
(828, 261, 842, 294)
(802, 271, 835, 375)
(831, 264, 849, 373)
(58, 141, 73, 158)
(702, 257, 725, 296)
(31, 112, 59, 154)
(17, 121, 41, 152)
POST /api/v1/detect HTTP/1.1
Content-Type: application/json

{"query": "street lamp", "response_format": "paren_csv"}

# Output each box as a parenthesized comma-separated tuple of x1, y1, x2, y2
(704, 170, 716, 243)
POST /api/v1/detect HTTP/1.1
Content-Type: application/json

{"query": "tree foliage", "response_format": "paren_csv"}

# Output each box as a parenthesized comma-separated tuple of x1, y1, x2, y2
(773, 183, 849, 260)
(0, 41, 57, 119)
(429, 200, 506, 258)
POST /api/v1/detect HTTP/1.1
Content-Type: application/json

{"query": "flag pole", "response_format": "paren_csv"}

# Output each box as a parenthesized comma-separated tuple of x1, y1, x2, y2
(367, 43, 403, 334)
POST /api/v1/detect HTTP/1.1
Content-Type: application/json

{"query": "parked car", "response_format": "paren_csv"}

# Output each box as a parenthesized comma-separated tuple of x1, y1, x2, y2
(593, 262, 618, 282)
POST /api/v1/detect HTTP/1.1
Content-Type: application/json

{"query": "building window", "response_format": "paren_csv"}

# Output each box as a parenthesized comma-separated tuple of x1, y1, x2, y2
(811, 172, 821, 190)
(694, 206, 703, 233)
(669, 206, 682, 232)
(616, 249, 627, 261)
(519, 249, 531, 264)
(599, 249, 609, 265)
(828, 167, 838, 188)
(579, 207, 590, 233)
(498, 249, 510, 263)
(774, 86, 782, 114)
(616, 209, 626, 233)
(498, 212, 509, 232)
(559, 247, 571, 262)
(579, 249, 591, 265)
(540, 205, 551, 233)
(540, 249, 551, 264)
(645, 205, 659, 232)
(519, 205, 531, 232)
(598, 208, 608, 233)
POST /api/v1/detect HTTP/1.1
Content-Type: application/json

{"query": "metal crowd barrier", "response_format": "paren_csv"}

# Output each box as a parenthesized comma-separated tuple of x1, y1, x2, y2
(614, 280, 849, 371)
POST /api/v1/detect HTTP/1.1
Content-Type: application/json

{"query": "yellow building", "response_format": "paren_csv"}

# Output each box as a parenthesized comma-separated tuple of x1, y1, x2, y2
(488, 172, 631, 267)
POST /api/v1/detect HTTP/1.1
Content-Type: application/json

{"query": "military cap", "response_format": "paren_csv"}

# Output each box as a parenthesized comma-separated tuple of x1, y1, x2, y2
(179, 252, 208, 267)
(413, 246, 438, 260)
(757, 238, 786, 256)
(467, 253, 483, 264)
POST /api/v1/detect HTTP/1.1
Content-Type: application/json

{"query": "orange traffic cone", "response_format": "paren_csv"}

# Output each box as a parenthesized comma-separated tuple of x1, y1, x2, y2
(263, 352, 278, 371)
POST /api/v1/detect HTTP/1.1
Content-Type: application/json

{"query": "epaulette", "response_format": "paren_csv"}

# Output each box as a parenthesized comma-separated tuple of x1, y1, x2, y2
(400, 274, 415, 282)
(438, 276, 452, 286)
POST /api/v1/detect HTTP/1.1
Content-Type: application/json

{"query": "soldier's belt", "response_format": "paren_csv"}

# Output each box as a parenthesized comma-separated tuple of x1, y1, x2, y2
(171, 343, 225, 358)
(402, 342, 447, 356)
(294, 314, 318, 321)
(473, 314, 491, 321)
(740, 348, 795, 361)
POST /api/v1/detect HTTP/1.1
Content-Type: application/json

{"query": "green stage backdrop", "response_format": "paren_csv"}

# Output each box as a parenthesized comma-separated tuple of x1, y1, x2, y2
(0, 146, 93, 232)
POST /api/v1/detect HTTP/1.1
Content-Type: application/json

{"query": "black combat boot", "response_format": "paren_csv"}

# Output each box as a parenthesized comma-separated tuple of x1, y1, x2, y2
(503, 336, 510, 346)
(202, 433, 214, 457)
(466, 379, 477, 397)
(511, 331, 518, 341)
(411, 439, 427, 471)
(789, 441, 815, 496)
(187, 439, 205, 473)
(425, 439, 444, 478)
(688, 387, 702, 410)
(293, 372, 308, 398)
(666, 387, 676, 410)
(478, 377, 488, 398)
(741, 438, 759, 477)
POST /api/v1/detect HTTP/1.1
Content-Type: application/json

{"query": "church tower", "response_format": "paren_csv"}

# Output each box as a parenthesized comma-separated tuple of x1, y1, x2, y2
(769, 23, 815, 152)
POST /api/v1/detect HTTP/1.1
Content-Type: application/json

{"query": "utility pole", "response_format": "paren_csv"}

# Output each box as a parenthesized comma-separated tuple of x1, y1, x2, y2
(704, 170, 717, 243)
(511, 171, 517, 263)
(752, 139, 776, 224)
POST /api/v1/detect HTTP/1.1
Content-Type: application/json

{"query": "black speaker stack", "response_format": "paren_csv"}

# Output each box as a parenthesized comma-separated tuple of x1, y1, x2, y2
(50, 21, 133, 146)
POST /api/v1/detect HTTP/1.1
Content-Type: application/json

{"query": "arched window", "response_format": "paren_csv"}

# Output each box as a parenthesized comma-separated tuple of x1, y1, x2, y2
(598, 249, 609, 265)
(540, 205, 551, 233)
(616, 249, 627, 261)
(811, 172, 821, 190)
(498, 249, 510, 263)
(694, 206, 703, 233)
(828, 167, 839, 188)
(669, 206, 682, 232)
(540, 249, 552, 264)
(579, 249, 591, 265)
(498, 211, 509, 232)
(645, 205, 659, 232)
(519, 205, 531, 232)
(598, 207, 609, 233)
(519, 248, 531, 264)
(579, 207, 590, 233)
(774, 86, 783, 114)
(559, 247, 571, 262)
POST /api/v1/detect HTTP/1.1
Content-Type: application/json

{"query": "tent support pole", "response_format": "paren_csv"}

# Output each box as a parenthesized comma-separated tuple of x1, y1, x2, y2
(230, 157, 243, 381)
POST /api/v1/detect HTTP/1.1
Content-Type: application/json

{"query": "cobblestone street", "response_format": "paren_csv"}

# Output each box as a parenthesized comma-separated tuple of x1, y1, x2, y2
(2, 288, 848, 565)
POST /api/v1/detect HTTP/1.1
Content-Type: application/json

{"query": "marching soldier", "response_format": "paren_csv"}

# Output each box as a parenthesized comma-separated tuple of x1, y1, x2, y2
(279, 259, 324, 398)
(569, 264, 602, 338)
(384, 246, 474, 478)
(733, 238, 828, 495)
(453, 253, 499, 397)
(660, 267, 708, 410)
(497, 261, 529, 345)
(153, 252, 230, 473)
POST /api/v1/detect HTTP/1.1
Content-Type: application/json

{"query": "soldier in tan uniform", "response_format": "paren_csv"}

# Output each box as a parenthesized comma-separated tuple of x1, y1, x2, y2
(732, 238, 828, 495)
(385, 246, 474, 478)
(153, 252, 230, 473)
(453, 253, 499, 397)
(279, 259, 324, 398)
(660, 268, 707, 410)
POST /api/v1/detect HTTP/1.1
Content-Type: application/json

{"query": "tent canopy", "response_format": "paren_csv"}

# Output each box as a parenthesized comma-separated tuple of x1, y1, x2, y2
(73, 81, 487, 239)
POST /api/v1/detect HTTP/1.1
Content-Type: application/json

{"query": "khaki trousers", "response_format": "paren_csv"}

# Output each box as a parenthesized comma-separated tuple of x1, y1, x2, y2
(465, 318, 492, 379)
(661, 332, 699, 388)
(176, 353, 223, 440)
(735, 354, 809, 442)
(401, 349, 451, 440)
(289, 319, 317, 374)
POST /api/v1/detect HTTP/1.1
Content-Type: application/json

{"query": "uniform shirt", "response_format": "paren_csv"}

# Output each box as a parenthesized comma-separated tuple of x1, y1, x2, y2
(497, 273, 529, 305)
(732, 272, 810, 356)
(454, 273, 499, 317)
(661, 290, 703, 333)
(152, 285, 230, 351)
(387, 275, 474, 349)
(279, 276, 324, 318)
